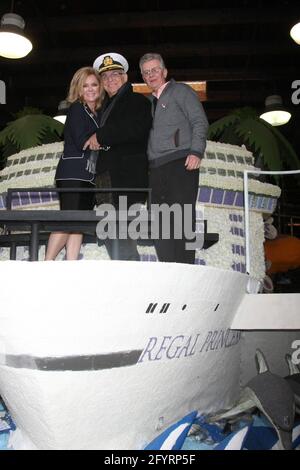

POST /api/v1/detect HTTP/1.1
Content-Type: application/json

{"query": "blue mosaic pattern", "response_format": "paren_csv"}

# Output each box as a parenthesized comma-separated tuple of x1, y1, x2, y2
(232, 262, 246, 273)
(1, 185, 277, 212)
(139, 254, 206, 265)
(230, 227, 244, 237)
(139, 254, 157, 262)
(5, 152, 61, 168)
(198, 186, 211, 203)
(235, 192, 244, 207)
(232, 244, 245, 256)
(229, 214, 243, 222)
(198, 186, 277, 213)
(211, 189, 224, 204)
(2, 190, 60, 209)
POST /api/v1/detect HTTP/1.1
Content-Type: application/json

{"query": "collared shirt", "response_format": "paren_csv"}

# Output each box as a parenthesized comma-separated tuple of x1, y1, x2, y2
(153, 81, 169, 99)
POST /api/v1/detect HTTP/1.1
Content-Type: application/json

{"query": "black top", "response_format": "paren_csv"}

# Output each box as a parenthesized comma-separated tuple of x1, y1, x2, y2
(96, 82, 152, 205)
(55, 101, 100, 184)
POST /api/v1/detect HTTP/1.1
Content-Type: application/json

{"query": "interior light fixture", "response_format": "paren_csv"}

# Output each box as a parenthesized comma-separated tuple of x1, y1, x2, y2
(53, 100, 70, 124)
(290, 21, 300, 45)
(0, 12, 33, 59)
(259, 95, 291, 126)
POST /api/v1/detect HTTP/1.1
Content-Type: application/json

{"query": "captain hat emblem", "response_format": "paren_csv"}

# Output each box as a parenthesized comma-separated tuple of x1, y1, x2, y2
(103, 56, 113, 67)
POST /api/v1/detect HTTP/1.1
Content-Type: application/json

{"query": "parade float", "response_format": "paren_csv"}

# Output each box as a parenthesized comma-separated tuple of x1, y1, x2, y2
(0, 133, 299, 449)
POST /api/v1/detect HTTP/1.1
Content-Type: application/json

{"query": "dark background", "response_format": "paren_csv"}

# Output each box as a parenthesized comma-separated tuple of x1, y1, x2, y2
(1, 0, 300, 125)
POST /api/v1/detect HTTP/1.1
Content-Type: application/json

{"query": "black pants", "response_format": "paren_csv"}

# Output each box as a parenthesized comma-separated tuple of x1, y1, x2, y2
(95, 173, 140, 261)
(104, 239, 140, 261)
(56, 180, 95, 210)
(149, 158, 199, 264)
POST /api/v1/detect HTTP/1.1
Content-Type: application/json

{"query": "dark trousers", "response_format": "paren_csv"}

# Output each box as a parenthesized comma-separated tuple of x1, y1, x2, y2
(56, 180, 95, 210)
(104, 239, 140, 261)
(149, 158, 199, 264)
(95, 171, 140, 261)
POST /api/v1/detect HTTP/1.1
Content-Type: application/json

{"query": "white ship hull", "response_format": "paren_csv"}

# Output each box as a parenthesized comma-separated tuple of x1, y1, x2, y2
(0, 260, 299, 449)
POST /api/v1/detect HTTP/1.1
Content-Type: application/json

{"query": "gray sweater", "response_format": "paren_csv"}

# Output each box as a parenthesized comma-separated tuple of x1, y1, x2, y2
(147, 79, 209, 167)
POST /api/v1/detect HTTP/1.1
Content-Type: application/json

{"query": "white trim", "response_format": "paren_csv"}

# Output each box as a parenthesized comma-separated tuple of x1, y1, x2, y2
(55, 176, 95, 184)
(83, 103, 100, 129)
(61, 152, 84, 160)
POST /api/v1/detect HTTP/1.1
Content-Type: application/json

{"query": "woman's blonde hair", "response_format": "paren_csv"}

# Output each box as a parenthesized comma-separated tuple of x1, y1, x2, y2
(67, 67, 104, 109)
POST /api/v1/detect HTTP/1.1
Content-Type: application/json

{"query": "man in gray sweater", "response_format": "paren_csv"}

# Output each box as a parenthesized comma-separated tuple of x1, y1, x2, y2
(139, 52, 209, 264)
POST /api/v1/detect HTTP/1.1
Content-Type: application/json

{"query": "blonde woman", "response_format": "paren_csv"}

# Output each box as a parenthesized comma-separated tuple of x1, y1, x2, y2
(45, 67, 104, 260)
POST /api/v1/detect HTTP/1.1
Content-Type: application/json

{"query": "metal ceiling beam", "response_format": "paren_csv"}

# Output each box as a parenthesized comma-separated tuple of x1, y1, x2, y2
(5, 40, 296, 66)
(3, 67, 297, 87)
(1, 87, 272, 107)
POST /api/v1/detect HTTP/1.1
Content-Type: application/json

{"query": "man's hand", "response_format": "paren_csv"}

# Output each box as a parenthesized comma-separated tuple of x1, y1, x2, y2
(83, 133, 100, 151)
(185, 154, 201, 170)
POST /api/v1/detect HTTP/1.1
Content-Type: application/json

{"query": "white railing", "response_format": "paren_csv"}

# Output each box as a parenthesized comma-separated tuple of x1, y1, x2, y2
(243, 169, 300, 275)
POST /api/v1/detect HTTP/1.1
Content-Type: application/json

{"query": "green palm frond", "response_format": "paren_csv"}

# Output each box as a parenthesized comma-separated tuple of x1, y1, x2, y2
(14, 107, 43, 119)
(208, 108, 300, 171)
(208, 114, 239, 139)
(235, 118, 282, 170)
(0, 139, 18, 166)
(0, 114, 64, 152)
(231, 107, 258, 120)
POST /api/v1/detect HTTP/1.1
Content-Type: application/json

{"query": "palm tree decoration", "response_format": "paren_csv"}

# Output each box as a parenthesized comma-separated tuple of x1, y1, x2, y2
(0, 107, 64, 169)
(208, 107, 300, 171)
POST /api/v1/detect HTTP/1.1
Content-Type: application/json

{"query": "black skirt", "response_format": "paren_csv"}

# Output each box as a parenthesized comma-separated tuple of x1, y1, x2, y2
(56, 180, 95, 210)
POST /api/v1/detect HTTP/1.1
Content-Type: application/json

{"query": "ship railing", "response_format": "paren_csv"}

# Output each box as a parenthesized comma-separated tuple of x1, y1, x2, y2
(0, 186, 219, 261)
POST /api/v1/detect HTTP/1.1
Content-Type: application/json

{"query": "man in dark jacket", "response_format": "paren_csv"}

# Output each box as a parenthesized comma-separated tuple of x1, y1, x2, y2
(84, 52, 152, 260)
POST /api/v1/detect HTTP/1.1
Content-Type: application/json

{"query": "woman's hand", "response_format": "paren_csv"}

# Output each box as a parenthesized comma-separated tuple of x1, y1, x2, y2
(83, 133, 100, 151)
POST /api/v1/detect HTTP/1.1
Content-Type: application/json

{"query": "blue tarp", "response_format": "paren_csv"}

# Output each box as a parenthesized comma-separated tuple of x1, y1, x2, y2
(1, 398, 299, 450)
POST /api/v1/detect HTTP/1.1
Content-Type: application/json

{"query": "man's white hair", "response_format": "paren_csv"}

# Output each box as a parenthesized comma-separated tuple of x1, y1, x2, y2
(139, 53, 166, 72)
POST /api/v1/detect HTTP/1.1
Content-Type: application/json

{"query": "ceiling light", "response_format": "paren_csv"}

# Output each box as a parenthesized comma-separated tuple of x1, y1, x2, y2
(259, 95, 291, 126)
(290, 21, 300, 45)
(53, 100, 70, 124)
(0, 13, 33, 59)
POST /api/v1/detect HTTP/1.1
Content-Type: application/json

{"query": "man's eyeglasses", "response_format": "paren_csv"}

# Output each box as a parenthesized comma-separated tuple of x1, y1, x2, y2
(141, 66, 162, 77)
(101, 71, 124, 82)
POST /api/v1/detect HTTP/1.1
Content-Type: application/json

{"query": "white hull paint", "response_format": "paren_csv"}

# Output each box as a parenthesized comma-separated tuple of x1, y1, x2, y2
(0, 260, 299, 449)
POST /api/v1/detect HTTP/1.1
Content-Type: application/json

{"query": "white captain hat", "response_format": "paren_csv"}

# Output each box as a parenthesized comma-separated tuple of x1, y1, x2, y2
(93, 52, 129, 74)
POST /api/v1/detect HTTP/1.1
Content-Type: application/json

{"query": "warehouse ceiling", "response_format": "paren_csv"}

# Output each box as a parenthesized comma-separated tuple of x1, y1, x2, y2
(0, 0, 300, 130)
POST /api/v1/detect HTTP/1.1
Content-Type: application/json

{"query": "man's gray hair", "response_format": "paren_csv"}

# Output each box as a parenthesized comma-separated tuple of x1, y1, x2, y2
(139, 53, 166, 72)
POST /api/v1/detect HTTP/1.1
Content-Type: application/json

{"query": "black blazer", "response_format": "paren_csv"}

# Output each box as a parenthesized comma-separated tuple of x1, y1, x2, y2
(96, 82, 152, 205)
(55, 101, 100, 184)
